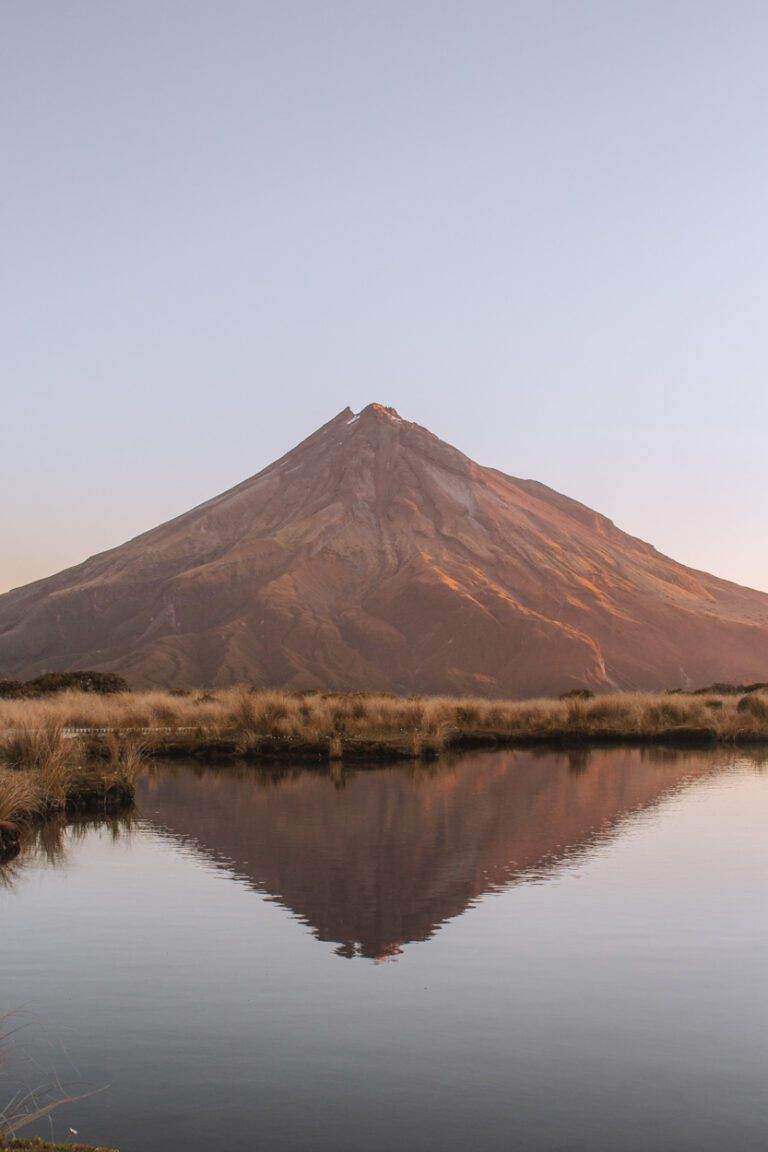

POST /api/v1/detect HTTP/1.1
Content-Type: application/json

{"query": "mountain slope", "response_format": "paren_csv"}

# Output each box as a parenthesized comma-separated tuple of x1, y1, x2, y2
(1, 402, 767, 694)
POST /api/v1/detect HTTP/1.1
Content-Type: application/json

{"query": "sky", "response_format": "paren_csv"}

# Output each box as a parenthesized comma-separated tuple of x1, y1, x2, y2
(2, 0, 768, 594)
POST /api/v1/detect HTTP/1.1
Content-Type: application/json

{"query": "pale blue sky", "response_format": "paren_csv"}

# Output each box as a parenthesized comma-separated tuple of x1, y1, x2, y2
(2, 1, 767, 593)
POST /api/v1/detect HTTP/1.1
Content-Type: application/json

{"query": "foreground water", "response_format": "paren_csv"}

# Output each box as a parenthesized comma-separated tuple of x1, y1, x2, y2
(2, 748, 767, 1152)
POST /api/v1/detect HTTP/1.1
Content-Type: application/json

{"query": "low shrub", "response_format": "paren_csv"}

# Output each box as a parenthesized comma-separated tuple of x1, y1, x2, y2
(23, 671, 129, 696)
(0, 681, 25, 700)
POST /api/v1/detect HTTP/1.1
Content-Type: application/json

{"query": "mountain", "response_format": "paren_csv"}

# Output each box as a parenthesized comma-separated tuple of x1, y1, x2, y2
(1, 402, 767, 694)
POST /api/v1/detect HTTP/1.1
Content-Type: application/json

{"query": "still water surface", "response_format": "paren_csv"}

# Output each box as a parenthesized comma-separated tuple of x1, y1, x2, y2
(2, 748, 767, 1151)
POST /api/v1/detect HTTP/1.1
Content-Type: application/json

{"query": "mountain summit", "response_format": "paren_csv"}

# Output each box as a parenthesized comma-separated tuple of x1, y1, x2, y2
(2, 403, 767, 694)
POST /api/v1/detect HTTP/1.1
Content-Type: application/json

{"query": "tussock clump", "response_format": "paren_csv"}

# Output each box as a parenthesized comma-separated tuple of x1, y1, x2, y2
(231, 689, 259, 732)
(455, 703, 481, 726)
(328, 735, 343, 760)
(102, 733, 146, 786)
(0, 723, 144, 858)
(1, 725, 66, 771)
(584, 699, 633, 723)
(0, 769, 39, 826)
(736, 693, 768, 720)
(647, 700, 700, 726)
(565, 700, 589, 726)
(150, 702, 179, 724)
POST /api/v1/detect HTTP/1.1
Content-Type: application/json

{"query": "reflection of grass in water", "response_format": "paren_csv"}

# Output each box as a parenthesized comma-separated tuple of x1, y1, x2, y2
(0, 811, 136, 889)
(141, 741, 768, 802)
(141, 755, 467, 799)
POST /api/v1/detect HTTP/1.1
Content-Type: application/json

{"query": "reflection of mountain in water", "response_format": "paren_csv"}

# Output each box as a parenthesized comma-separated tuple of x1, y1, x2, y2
(136, 748, 721, 959)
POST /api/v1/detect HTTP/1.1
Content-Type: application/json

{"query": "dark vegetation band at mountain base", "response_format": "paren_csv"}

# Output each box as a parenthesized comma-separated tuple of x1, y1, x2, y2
(0, 672, 129, 700)
(4, 671, 768, 702)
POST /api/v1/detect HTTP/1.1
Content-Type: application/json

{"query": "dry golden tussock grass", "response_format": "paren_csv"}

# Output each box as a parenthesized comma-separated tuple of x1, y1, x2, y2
(0, 723, 142, 854)
(2, 687, 768, 765)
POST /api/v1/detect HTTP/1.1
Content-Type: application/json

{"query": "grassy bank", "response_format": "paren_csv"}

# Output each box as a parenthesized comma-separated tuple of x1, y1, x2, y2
(2, 1141, 117, 1151)
(0, 728, 141, 860)
(2, 687, 768, 767)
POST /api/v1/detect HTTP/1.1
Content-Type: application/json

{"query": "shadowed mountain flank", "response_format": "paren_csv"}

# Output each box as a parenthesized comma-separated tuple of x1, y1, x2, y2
(2, 403, 768, 694)
(135, 749, 719, 959)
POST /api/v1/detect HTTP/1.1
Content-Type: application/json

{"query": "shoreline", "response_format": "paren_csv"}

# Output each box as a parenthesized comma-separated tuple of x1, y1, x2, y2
(4, 687, 768, 772)
(2, 1142, 116, 1152)
(143, 724, 730, 762)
